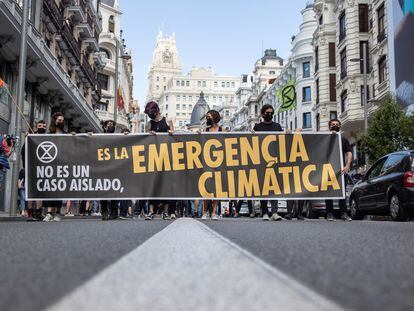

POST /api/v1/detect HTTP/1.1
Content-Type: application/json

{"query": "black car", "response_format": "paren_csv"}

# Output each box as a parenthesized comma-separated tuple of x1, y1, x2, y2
(350, 151, 414, 221)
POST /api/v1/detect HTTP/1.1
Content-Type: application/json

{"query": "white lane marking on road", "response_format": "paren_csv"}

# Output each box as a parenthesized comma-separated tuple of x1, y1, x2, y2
(46, 218, 345, 311)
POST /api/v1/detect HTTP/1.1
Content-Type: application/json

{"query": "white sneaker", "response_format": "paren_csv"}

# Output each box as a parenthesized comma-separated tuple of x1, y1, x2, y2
(65, 213, 74, 217)
(212, 214, 219, 220)
(53, 215, 61, 222)
(201, 214, 208, 220)
(170, 213, 176, 220)
(270, 213, 283, 221)
(43, 214, 54, 222)
(262, 214, 270, 221)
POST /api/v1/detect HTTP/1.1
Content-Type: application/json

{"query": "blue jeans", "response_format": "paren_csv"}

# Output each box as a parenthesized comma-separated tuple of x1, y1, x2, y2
(18, 188, 26, 212)
(190, 201, 203, 217)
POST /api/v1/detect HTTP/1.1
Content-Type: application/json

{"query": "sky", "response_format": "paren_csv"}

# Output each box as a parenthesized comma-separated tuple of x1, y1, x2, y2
(119, 0, 311, 107)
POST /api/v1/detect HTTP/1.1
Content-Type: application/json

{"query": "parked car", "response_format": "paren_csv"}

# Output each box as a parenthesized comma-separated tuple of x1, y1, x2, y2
(302, 174, 357, 219)
(349, 151, 414, 221)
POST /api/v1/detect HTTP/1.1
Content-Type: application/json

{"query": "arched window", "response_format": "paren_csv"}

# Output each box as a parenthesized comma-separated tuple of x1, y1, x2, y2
(100, 48, 111, 60)
(108, 15, 115, 33)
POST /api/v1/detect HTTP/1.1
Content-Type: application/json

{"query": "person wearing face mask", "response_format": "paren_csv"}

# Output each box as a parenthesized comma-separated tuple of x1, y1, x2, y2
(325, 119, 352, 221)
(100, 120, 120, 220)
(252, 104, 284, 221)
(144, 101, 174, 220)
(43, 113, 65, 222)
(24, 120, 46, 221)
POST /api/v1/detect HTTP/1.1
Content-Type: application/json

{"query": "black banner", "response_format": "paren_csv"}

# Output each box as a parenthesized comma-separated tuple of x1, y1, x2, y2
(25, 133, 345, 200)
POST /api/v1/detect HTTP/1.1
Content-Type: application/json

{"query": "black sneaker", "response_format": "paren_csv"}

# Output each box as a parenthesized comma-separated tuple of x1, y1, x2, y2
(297, 214, 305, 221)
(284, 213, 292, 220)
(341, 213, 352, 222)
(327, 213, 334, 221)
(145, 213, 154, 220)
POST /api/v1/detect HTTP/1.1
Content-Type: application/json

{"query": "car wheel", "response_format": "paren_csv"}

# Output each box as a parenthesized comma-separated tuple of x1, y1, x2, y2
(350, 197, 363, 220)
(389, 193, 408, 222)
(305, 201, 316, 219)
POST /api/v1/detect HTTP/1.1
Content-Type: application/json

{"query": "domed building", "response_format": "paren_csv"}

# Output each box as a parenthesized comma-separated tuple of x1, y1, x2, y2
(187, 92, 210, 132)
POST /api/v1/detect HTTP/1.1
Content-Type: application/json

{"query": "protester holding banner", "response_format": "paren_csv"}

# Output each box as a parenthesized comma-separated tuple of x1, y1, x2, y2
(144, 101, 175, 220)
(100, 119, 121, 221)
(42, 113, 65, 222)
(252, 104, 284, 221)
(326, 119, 352, 222)
(201, 110, 223, 221)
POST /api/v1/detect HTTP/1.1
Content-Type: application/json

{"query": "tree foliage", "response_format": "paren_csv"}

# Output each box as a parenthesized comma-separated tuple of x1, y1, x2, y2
(362, 94, 414, 163)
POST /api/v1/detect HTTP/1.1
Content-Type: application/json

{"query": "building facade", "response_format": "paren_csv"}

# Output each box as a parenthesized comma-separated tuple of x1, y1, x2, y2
(96, 0, 135, 130)
(0, 0, 104, 211)
(147, 32, 240, 131)
(312, 0, 390, 168)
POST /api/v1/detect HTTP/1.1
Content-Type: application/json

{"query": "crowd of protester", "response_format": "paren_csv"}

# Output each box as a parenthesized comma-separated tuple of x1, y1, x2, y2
(19, 102, 353, 222)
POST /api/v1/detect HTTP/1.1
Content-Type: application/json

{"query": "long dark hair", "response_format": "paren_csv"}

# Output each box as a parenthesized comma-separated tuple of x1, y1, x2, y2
(207, 110, 221, 124)
(49, 112, 64, 133)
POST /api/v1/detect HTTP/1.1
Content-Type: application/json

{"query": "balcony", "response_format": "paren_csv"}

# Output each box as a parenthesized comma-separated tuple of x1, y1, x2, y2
(377, 31, 386, 44)
(81, 55, 95, 87)
(76, 22, 93, 38)
(56, 23, 81, 65)
(43, 0, 63, 33)
(66, 0, 86, 24)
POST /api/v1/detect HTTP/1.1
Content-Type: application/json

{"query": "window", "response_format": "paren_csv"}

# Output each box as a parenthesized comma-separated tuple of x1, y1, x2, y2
(176, 80, 180, 86)
(316, 78, 320, 104)
(340, 48, 347, 79)
(156, 85, 159, 90)
(316, 113, 320, 131)
(377, 4, 385, 42)
(219, 96, 222, 102)
(183, 104, 186, 110)
(202, 81, 206, 87)
(165, 95, 168, 101)
(381, 154, 405, 175)
(330, 111, 337, 120)
(254, 105, 258, 115)
(189, 95, 193, 101)
(341, 90, 348, 113)
(213, 96, 217, 102)
(359, 41, 370, 73)
(176, 104, 180, 109)
(156, 76, 160, 82)
(97, 73, 109, 90)
(302, 87, 311, 102)
(163, 77, 166, 82)
(164, 86, 166, 91)
(186, 81, 190, 86)
(225, 96, 228, 101)
(303, 62, 310, 78)
(329, 43, 336, 67)
(100, 48, 111, 60)
(98, 101, 108, 111)
(319, 15, 323, 25)
(183, 95, 186, 102)
(339, 11, 346, 42)
(226, 82, 230, 88)
(181, 81, 185, 87)
(214, 81, 218, 87)
(165, 105, 168, 110)
(108, 15, 115, 33)
(269, 71, 275, 74)
(359, 4, 369, 32)
(177, 95, 180, 101)
(379, 56, 386, 84)
(189, 104, 192, 110)
(329, 74, 336, 102)
(198, 81, 201, 87)
(367, 157, 387, 179)
(225, 110, 230, 117)
(303, 112, 311, 129)
(315, 47, 319, 72)
(222, 82, 225, 88)
(231, 82, 235, 88)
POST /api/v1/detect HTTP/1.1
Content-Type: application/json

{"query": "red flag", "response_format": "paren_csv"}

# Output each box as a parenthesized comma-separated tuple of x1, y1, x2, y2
(117, 86, 125, 110)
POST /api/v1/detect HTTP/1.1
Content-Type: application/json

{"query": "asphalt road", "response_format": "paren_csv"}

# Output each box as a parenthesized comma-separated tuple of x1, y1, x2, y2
(0, 218, 413, 311)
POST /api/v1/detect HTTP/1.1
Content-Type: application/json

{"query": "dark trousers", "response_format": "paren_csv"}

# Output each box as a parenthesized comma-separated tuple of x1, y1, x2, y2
(236, 200, 253, 215)
(325, 175, 348, 215)
(287, 201, 304, 216)
(261, 200, 278, 216)
(119, 200, 130, 217)
(101, 200, 118, 218)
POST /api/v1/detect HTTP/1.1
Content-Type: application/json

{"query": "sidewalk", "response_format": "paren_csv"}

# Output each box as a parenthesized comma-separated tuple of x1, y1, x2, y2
(0, 212, 101, 222)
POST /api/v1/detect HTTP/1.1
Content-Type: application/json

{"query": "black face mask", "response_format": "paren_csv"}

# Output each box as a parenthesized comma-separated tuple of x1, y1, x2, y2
(37, 128, 46, 134)
(206, 118, 213, 126)
(148, 113, 157, 120)
(330, 125, 340, 132)
(56, 122, 64, 130)
(106, 126, 115, 133)
(263, 114, 273, 122)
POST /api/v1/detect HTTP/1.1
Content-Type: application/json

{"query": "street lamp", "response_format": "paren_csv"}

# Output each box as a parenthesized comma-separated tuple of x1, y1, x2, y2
(350, 41, 369, 166)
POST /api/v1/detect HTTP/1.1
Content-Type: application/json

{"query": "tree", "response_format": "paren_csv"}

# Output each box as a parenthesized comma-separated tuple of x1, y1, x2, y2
(362, 94, 414, 163)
